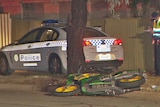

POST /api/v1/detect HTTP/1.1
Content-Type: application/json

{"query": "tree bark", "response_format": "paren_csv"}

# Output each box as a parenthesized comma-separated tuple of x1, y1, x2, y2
(67, 0, 87, 74)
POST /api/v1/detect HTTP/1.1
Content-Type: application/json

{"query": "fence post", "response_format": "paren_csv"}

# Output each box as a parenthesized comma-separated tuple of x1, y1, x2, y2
(0, 13, 12, 48)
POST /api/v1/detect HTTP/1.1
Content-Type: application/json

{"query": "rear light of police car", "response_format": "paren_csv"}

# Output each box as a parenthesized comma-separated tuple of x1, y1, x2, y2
(83, 40, 92, 46)
(83, 39, 123, 46)
(114, 39, 123, 46)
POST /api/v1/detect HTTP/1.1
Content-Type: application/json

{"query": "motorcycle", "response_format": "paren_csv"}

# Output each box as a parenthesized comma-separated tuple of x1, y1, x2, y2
(52, 70, 146, 96)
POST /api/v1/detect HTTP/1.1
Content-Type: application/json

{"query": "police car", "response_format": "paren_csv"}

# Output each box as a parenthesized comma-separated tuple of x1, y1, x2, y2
(0, 20, 123, 75)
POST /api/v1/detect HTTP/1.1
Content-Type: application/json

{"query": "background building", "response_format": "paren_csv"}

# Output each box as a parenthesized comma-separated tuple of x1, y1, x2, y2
(0, 0, 131, 20)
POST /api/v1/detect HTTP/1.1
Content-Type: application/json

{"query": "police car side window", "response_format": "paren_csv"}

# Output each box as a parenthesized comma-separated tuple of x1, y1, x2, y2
(18, 29, 40, 44)
(52, 32, 58, 40)
(40, 30, 53, 41)
(40, 29, 58, 41)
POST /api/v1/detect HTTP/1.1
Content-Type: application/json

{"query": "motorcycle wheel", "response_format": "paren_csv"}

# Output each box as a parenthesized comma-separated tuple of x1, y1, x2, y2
(116, 75, 145, 89)
(53, 84, 81, 96)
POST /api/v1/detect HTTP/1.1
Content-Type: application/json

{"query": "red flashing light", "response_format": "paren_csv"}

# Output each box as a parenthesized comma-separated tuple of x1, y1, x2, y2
(118, 58, 124, 61)
(83, 40, 92, 46)
(114, 39, 123, 45)
(85, 60, 91, 62)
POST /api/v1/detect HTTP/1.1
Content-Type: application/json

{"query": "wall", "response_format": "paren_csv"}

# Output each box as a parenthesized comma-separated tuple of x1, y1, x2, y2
(11, 19, 41, 42)
(105, 18, 154, 72)
(0, 0, 131, 20)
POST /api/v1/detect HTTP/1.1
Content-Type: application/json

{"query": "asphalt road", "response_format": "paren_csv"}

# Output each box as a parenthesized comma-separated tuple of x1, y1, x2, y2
(0, 71, 160, 107)
(0, 88, 160, 107)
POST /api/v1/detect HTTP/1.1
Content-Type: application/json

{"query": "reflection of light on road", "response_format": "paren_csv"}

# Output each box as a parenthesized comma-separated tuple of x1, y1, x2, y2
(14, 70, 50, 76)
(15, 70, 29, 73)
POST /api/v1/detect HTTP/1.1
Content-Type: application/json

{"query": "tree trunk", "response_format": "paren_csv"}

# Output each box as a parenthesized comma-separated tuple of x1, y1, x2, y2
(67, 0, 87, 74)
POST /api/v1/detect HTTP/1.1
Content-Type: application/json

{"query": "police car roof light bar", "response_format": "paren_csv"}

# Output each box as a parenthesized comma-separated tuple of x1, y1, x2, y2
(41, 19, 67, 27)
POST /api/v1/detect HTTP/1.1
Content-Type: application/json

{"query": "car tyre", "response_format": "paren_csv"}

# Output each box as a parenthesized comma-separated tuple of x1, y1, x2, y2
(0, 54, 14, 75)
(49, 54, 62, 74)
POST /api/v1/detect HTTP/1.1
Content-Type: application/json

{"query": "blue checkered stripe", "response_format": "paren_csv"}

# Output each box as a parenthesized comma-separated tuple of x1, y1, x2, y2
(2, 40, 67, 51)
(89, 39, 115, 46)
(49, 40, 67, 47)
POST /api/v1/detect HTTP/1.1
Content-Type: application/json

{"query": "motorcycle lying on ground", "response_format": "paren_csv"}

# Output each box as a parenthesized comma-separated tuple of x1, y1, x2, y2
(52, 70, 146, 96)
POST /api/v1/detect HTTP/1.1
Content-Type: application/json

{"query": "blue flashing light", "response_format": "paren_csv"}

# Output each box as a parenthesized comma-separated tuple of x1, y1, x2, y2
(42, 20, 59, 24)
(41, 19, 66, 26)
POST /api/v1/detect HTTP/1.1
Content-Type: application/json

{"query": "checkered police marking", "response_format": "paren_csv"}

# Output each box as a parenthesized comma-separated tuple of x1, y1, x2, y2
(2, 40, 67, 51)
(89, 39, 115, 46)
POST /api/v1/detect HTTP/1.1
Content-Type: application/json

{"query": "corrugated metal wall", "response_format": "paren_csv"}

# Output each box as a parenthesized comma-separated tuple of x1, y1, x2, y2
(105, 18, 154, 72)
(9, 18, 155, 72)
(0, 13, 12, 48)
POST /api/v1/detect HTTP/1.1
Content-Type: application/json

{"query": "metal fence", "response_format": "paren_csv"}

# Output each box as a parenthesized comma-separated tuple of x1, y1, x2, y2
(104, 18, 154, 72)
(0, 13, 12, 48)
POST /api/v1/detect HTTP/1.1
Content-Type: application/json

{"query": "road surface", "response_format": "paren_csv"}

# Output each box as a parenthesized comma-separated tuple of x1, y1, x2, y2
(0, 71, 160, 107)
(0, 86, 160, 107)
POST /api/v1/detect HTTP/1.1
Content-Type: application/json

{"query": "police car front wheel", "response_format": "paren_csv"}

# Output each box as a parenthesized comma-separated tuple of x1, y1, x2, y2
(0, 54, 14, 75)
(49, 54, 62, 74)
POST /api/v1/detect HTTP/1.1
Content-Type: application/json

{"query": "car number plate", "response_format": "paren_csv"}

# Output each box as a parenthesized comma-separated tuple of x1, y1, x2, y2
(19, 53, 41, 62)
(96, 45, 110, 52)
(99, 54, 112, 60)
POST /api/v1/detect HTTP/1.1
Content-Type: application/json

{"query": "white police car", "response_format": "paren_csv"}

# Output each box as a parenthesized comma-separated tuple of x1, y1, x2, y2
(0, 20, 123, 75)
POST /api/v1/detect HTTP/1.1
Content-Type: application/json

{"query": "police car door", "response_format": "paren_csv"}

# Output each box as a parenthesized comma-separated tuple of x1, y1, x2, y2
(37, 27, 62, 72)
(9, 28, 45, 71)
